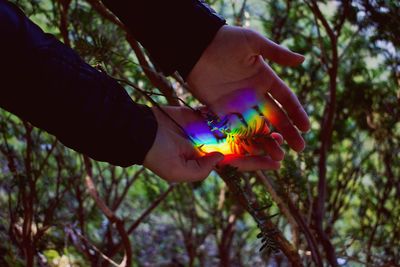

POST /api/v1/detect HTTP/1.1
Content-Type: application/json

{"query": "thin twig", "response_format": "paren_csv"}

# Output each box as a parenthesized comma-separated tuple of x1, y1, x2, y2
(84, 156, 132, 267)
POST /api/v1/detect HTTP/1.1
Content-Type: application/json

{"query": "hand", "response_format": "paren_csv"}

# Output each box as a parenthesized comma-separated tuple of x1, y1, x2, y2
(187, 25, 310, 152)
(143, 106, 283, 182)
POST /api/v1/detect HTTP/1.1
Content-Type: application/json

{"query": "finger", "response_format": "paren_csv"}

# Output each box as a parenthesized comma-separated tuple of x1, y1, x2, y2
(250, 31, 305, 66)
(270, 132, 283, 145)
(260, 94, 306, 152)
(258, 64, 311, 132)
(183, 152, 224, 182)
(228, 114, 271, 155)
(218, 155, 281, 172)
(255, 136, 285, 161)
(240, 138, 264, 155)
(238, 133, 284, 160)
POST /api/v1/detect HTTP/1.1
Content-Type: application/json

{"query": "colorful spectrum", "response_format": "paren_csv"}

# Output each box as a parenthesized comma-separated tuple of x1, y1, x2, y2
(186, 89, 274, 156)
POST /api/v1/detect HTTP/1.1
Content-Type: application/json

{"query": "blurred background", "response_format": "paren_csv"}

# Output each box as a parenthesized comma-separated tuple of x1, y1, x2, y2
(0, 0, 399, 266)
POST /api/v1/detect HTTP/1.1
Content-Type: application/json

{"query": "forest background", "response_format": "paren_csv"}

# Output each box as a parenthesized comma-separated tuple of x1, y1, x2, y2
(0, 0, 399, 266)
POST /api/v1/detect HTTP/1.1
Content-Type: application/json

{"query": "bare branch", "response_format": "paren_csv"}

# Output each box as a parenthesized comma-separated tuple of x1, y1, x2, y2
(84, 156, 132, 267)
(86, 0, 180, 106)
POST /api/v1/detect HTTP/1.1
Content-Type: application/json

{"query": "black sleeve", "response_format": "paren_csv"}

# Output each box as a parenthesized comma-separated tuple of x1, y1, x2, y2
(0, 0, 157, 167)
(101, 0, 226, 79)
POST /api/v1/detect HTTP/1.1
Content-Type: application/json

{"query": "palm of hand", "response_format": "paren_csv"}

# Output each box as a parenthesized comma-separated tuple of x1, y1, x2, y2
(187, 26, 262, 107)
(143, 106, 283, 183)
(187, 25, 310, 152)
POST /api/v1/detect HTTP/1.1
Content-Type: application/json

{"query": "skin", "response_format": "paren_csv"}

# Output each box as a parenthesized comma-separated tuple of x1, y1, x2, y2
(143, 106, 283, 183)
(144, 25, 310, 182)
(187, 25, 310, 151)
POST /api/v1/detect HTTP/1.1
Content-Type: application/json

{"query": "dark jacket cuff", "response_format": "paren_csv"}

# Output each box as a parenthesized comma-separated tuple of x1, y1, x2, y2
(0, 0, 158, 167)
(101, 0, 226, 79)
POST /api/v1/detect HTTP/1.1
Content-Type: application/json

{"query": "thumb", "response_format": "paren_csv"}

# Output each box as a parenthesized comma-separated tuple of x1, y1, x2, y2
(248, 30, 305, 66)
(185, 152, 224, 182)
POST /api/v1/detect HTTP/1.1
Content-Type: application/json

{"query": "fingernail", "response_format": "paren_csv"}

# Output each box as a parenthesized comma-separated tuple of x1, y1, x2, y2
(215, 153, 225, 162)
(208, 152, 224, 163)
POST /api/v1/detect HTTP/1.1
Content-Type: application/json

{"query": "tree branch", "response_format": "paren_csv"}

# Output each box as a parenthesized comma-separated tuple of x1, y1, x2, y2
(84, 156, 132, 267)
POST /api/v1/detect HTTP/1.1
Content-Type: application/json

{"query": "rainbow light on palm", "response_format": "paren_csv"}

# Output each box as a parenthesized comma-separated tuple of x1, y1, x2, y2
(185, 89, 276, 155)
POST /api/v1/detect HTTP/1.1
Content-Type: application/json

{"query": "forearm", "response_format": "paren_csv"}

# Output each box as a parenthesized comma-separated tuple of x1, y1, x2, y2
(0, 0, 157, 167)
(101, 0, 226, 79)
